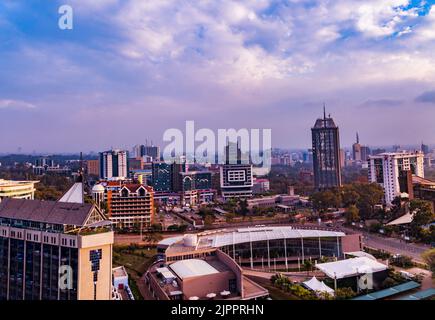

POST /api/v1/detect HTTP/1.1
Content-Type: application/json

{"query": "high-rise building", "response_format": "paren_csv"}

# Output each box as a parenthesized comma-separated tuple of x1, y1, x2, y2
(86, 159, 100, 176)
(92, 182, 154, 230)
(0, 185, 114, 300)
(339, 149, 346, 168)
(421, 143, 430, 155)
(141, 145, 160, 161)
(311, 108, 342, 189)
(368, 151, 425, 206)
(352, 133, 362, 161)
(360, 146, 371, 162)
(99, 150, 129, 180)
(151, 161, 186, 192)
(220, 142, 253, 200)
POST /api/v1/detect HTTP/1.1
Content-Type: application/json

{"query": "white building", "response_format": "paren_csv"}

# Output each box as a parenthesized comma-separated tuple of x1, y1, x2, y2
(368, 151, 424, 206)
(99, 149, 129, 179)
(0, 179, 38, 202)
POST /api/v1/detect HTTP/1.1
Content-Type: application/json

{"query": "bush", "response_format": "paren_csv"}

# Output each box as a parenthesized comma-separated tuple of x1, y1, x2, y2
(335, 287, 356, 300)
(389, 255, 414, 269)
(381, 277, 398, 289)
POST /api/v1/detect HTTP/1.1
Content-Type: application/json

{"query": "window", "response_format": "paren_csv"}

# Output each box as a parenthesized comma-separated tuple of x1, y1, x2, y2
(228, 170, 246, 182)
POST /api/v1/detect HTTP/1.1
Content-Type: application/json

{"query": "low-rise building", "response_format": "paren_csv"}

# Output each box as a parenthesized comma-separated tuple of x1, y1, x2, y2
(0, 179, 38, 202)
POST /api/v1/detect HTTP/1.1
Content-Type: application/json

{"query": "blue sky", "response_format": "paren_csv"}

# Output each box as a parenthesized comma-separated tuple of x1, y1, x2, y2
(1, 0, 435, 153)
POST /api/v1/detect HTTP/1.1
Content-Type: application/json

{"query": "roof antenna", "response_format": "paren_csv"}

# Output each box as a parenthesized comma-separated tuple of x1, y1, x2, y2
(80, 151, 85, 204)
(323, 103, 326, 120)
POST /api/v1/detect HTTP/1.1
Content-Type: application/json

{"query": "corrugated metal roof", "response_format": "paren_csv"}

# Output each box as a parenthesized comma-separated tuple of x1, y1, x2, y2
(353, 281, 420, 300)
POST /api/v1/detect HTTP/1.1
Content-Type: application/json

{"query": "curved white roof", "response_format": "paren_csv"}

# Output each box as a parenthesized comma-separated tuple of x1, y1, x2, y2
(169, 259, 219, 279)
(158, 236, 184, 247)
(198, 226, 345, 248)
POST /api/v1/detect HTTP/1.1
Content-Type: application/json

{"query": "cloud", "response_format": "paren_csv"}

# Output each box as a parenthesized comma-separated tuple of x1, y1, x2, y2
(1, 0, 435, 152)
(0, 99, 36, 110)
(361, 99, 404, 108)
(415, 90, 435, 104)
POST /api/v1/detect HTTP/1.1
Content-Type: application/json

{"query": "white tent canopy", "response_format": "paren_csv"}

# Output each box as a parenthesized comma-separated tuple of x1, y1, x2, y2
(303, 277, 334, 294)
(316, 257, 387, 279)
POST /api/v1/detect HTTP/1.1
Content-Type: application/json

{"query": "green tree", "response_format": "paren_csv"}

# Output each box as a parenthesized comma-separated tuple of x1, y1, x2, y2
(334, 287, 356, 300)
(422, 249, 435, 278)
(410, 200, 435, 237)
(345, 205, 360, 223)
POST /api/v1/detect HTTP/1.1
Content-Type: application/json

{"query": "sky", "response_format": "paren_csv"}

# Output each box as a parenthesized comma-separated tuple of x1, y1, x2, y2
(1, 0, 435, 153)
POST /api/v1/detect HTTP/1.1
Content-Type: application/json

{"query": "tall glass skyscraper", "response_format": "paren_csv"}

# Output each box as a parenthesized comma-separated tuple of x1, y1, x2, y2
(311, 109, 342, 190)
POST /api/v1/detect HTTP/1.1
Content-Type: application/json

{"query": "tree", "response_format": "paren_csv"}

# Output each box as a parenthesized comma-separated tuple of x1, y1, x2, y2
(422, 249, 435, 278)
(410, 200, 434, 235)
(334, 287, 356, 300)
(237, 199, 249, 217)
(344, 205, 360, 223)
(310, 190, 340, 212)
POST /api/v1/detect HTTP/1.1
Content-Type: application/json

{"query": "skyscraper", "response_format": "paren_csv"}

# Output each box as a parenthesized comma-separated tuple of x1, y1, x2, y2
(368, 151, 424, 206)
(99, 150, 129, 179)
(311, 107, 342, 189)
(352, 132, 362, 161)
(220, 142, 253, 200)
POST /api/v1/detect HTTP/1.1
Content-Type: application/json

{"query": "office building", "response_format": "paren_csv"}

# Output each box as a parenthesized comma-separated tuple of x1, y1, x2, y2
(99, 150, 129, 180)
(360, 146, 371, 162)
(151, 160, 187, 192)
(86, 159, 100, 176)
(352, 133, 362, 161)
(92, 182, 155, 230)
(0, 179, 38, 202)
(220, 143, 253, 200)
(421, 143, 430, 155)
(368, 151, 425, 206)
(0, 184, 114, 300)
(311, 109, 342, 189)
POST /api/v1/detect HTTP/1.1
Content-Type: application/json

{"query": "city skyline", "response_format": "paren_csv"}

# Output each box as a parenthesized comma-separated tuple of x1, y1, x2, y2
(1, 1, 435, 152)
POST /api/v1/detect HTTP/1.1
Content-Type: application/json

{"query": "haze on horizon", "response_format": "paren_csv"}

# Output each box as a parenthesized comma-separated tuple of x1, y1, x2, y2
(1, 0, 435, 154)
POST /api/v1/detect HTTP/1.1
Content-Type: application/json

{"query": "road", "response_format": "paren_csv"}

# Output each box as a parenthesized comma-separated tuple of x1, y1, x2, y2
(340, 226, 430, 263)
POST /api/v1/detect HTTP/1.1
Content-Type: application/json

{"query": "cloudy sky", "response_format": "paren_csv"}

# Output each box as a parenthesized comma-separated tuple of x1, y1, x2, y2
(1, 0, 435, 153)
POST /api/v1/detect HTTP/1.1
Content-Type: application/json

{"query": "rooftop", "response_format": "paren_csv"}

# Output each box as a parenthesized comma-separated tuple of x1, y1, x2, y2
(161, 226, 345, 251)
(169, 259, 219, 279)
(0, 197, 94, 226)
(58, 182, 84, 204)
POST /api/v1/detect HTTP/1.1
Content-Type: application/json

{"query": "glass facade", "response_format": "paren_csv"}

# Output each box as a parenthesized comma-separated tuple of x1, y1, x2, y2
(0, 236, 78, 300)
(220, 237, 341, 267)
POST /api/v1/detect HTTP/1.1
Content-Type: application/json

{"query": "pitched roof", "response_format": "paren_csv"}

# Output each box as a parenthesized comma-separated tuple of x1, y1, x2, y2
(0, 197, 94, 226)
(58, 182, 84, 204)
